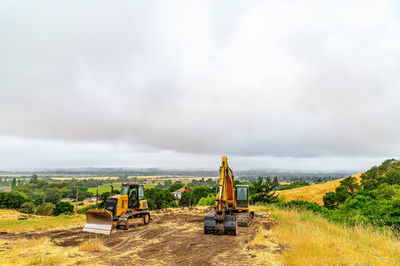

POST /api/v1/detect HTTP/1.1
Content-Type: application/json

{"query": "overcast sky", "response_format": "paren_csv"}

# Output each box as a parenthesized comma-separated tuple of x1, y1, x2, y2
(0, 0, 399, 172)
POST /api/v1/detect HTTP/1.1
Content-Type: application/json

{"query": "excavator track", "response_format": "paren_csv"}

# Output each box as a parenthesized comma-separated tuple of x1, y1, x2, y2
(236, 211, 254, 227)
(205, 209, 255, 235)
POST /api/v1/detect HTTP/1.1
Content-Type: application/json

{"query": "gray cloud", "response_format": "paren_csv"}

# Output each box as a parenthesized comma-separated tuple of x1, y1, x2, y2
(0, 0, 399, 170)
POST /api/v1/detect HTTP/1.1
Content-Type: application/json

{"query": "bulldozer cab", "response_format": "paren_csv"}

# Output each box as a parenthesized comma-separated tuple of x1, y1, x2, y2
(235, 185, 249, 208)
(121, 184, 145, 208)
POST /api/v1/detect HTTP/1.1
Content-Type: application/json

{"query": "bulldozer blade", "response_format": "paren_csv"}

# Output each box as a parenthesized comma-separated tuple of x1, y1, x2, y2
(83, 210, 113, 234)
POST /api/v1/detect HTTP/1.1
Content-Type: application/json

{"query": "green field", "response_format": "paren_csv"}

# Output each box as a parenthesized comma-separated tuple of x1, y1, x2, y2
(87, 183, 156, 194)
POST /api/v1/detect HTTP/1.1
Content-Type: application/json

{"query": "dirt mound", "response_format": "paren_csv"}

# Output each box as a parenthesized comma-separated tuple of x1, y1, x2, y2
(0, 208, 278, 265)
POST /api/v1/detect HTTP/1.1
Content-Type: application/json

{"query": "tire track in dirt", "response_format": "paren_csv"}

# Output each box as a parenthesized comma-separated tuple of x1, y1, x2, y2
(0, 208, 279, 265)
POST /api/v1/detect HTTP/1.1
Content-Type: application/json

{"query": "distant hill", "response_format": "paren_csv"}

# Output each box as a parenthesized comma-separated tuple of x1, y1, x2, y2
(278, 173, 362, 204)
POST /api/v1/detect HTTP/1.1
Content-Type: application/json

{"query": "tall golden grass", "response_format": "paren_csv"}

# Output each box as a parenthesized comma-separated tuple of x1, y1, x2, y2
(278, 173, 361, 204)
(0, 237, 95, 265)
(79, 238, 104, 252)
(252, 205, 400, 265)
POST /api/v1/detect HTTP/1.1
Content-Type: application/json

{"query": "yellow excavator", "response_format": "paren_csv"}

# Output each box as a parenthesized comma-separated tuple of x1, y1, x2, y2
(83, 183, 150, 234)
(204, 156, 254, 235)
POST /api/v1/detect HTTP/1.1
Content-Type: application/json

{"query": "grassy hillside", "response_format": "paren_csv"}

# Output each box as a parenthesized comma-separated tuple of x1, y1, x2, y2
(257, 205, 400, 265)
(278, 173, 361, 204)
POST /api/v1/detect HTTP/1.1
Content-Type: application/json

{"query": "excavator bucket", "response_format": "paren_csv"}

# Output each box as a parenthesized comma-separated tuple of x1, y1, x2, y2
(204, 209, 237, 235)
(83, 209, 113, 234)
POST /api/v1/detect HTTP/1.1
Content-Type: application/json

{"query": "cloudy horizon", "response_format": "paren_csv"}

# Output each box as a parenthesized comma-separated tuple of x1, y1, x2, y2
(1, 1, 399, 172)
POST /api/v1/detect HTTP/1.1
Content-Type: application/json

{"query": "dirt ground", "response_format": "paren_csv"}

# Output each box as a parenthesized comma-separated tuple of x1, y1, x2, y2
(0, 207, 281, 265)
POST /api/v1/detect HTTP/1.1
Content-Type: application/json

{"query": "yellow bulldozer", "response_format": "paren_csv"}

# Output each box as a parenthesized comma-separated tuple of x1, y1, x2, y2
(83, 183, 151, 234)
(204, 156, 254, 235)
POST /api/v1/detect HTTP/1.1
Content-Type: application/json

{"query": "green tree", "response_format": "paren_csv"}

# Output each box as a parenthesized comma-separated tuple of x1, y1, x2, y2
(0, 192, 28, 209)
(192, 186, 210, 203)
(273, 176, 279, 188)
(144, 188, 175, 210)
(339, 176, 360, 195)
(179, 191, 196, 207)
(53, 201, 74, 215)
(323, 175, 360, 207)
(45, 188, 62, 204)
(249, 177, 278, 204)
(323, 192, 337, 209)
(11, 178, 16, 190)
(382, 169, 400, 185)
(30, 173, 39, 184)
(168, 181, 184, 192)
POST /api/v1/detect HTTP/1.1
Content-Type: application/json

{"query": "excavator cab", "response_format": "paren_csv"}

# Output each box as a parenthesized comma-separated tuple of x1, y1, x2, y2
(235, 185, 249, 208)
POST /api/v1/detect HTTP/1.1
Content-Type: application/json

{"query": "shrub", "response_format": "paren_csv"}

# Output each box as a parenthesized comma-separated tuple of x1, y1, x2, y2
(197, 195, 215, 206)
(277, 200, 331, 216)
(19, 202, 35, 214)
(52, 202, 74, 216)
(35, 203, 55, 216)
(167, 201, 178, 208)
(77, 204, 101, 214)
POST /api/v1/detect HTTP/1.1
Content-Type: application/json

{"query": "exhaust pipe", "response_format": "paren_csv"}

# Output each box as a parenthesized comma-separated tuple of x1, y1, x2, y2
(110, 185, 114, 196)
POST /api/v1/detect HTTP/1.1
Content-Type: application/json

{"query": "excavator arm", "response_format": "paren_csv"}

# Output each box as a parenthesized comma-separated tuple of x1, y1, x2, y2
(215, 156, 235, 213)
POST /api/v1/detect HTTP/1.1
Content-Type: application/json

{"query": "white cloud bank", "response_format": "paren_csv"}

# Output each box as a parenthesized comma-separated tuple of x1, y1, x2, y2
(0, 0, 399, 170)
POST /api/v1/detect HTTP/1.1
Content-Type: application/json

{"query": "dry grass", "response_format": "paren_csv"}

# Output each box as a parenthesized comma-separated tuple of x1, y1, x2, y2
(278, 173, 361, 204)
(0, 237, 95, 265)
(0, 209, 37, 220)
(251, 205, 400, 265)
(79, 238, 105, 252)
(0, 212, 85, 233)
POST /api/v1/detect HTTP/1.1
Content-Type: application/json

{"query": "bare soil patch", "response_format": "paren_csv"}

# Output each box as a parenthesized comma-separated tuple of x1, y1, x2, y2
(0, 207, 278, 265)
